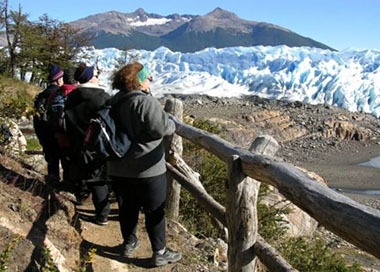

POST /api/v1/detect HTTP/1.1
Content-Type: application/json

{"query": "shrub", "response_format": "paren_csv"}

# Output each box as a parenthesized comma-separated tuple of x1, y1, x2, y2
(0, 75, 38, 118)
(257, 184, 290, 242)
(0, 236, 21, 271)
(180, 118, 226, 237)
(179, 151, 227, 237)
(26, 138, 42, 151)
(41, 247, 59, 272)
(279, 236, 362, 272)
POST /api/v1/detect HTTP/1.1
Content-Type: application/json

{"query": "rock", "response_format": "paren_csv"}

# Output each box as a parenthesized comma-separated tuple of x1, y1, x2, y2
(0, 118, 27, 155)
(324, 119, 372, 141)
(249, 135, 279, 155)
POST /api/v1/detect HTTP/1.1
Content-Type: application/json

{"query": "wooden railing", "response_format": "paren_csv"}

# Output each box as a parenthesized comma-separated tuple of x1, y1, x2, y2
(163, 98, 380, 272)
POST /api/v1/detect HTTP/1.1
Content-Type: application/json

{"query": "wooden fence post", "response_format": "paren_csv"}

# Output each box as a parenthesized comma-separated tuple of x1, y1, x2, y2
(226, 155, 258, 271)
(226, 135, 279, 272)
(164, 98, 183, 220)
(249, 135, 279, 271)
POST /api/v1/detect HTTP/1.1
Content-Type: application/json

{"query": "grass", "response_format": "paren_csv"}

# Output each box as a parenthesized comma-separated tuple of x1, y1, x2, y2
(26, 138, 42, 151)
(0, 236, 21, 272)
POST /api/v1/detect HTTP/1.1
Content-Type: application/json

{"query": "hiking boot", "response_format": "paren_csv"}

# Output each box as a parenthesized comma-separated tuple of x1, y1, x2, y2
(74, 192, 91, 205)
(121, 240, 140, 257)
(153, 248, 182, 267)
(94, 216, 108, 226)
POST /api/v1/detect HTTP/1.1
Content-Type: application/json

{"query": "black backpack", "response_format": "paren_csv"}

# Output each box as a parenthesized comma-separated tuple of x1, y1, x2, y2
(34, 85, 60, 122)
(83, 106, 130, 160)
(34, 93, 49, 122)
(82, 92, 142, 161)
(48, 88, 67, 132)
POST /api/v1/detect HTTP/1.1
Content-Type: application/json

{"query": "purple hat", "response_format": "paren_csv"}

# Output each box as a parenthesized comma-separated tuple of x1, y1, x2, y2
(48, 64, 64, 82)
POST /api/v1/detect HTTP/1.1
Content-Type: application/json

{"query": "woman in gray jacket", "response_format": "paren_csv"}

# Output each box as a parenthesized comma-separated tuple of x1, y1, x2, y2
(108, 61, 182, 267)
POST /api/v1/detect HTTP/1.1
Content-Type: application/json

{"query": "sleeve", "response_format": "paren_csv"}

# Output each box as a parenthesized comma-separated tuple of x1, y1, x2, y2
(140, 96, 176, 139)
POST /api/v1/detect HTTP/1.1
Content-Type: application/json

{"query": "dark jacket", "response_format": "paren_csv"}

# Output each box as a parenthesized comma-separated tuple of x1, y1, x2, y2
(65, 83, 111, 137)
(64, 83, 111, 181)
(107, 90, 175, 178)
(33, 84, 60, 145)
(34, 84, 60, 123)
(46, 84, 77, 149)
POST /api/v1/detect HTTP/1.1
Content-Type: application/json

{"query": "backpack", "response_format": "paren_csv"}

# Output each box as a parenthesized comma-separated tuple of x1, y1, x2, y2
(47, 85, 77, 133)
(34, 85, 60, 122)
(82, 92, 142, 161)
(48, 88, 67, 132)
(34, 93, 49, 122)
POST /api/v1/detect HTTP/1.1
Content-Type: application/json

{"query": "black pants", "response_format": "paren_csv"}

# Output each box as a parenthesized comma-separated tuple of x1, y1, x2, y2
(88, 181, 110, 218)
(112, 173, 167, 252)
(33, 118, 60, 179)
(62, 149, 110, 218)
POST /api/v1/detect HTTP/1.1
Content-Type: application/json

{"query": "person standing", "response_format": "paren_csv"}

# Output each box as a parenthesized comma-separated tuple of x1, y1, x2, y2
(33, 64, 64, 183)
(107, 61, 182, 266)
(64, 62, 110, 225)
(47, 67, 78, 191)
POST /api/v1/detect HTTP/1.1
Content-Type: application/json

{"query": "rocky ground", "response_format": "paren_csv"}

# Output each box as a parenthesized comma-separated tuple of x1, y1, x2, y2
(1, 93, 380, 271)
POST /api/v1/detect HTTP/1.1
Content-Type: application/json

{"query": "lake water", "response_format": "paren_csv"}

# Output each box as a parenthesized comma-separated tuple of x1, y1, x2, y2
(358, 156, 380, 168)
(330, 156, 380, 196)
(334, 188, 380, 196)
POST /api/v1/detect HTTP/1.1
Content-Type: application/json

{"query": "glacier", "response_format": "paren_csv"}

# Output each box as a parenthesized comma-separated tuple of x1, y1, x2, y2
(81, 45, 380, 117)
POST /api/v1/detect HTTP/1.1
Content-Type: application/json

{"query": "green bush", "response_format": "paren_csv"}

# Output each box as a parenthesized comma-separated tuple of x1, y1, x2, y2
(0, 75, 37, 118)
(279, 237, 362, 272)
(179, 151, 227, 237)
(26, 137, 42, 151)
(0, 236, 20, 271)
(180, 118, 226, 237)
(257, 184, 290, 242)
(41, 247, 59, 272)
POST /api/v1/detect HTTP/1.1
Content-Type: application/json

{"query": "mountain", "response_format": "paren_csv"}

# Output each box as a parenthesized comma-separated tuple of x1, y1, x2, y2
(80, 46, 380, 118)
(70, 8, 334, 52)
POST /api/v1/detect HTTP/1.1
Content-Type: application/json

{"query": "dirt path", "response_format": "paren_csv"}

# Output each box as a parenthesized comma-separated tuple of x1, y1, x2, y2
(76, 199, 126, 271)
(76, 199, 202, 272)
(0, 154, 220, 272)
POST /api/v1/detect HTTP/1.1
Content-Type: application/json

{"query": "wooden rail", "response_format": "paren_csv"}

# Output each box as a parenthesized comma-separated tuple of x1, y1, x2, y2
(164, 98, 380, 272)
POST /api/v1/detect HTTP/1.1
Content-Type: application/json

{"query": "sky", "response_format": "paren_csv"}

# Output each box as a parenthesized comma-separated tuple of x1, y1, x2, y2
(6, 0, 380, 51)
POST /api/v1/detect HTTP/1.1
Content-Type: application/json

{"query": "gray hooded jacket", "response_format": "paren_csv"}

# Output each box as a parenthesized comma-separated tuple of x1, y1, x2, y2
(107, 91, 175, 178)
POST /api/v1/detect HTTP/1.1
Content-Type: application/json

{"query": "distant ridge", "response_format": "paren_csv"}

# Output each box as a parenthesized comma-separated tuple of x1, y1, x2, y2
(70, 8, 335, 52)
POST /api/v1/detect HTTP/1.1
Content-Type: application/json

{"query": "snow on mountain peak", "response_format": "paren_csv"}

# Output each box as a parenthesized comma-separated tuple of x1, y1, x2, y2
(130, 17, 172, 26)
(81, 46, 380, 117)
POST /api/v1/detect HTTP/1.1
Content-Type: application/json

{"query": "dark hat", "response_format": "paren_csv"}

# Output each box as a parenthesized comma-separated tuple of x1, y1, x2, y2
(48, 64, 64, 82)
(74, 62, 94, 84)
(63, 67, 77, 85)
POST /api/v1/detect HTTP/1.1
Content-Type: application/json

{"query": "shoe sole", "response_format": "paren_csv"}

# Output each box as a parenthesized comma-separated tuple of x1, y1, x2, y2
(95, 221, 108, 226)
(94, 217, 109, 226)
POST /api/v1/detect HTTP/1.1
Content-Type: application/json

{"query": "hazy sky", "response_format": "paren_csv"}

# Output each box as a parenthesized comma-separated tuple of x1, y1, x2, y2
(7, 0, 380, 51)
